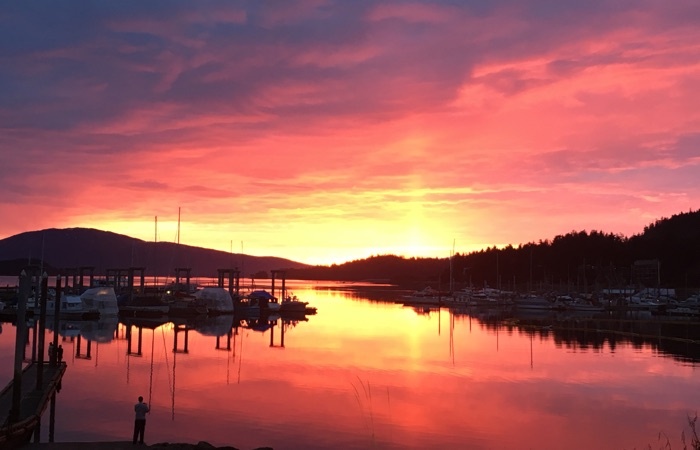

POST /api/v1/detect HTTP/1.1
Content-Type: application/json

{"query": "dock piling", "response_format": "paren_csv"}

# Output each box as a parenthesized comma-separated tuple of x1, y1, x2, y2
(36, 273, 48, 390)
(10, 270, 30, 422)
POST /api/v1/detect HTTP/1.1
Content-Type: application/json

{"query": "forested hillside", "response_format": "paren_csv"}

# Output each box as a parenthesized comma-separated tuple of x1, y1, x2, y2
(287, 210, 700, 290)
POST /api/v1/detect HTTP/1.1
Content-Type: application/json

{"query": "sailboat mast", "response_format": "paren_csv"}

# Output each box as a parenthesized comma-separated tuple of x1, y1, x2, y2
(155, 216, 158, 286)
(450, 238, 455, 293)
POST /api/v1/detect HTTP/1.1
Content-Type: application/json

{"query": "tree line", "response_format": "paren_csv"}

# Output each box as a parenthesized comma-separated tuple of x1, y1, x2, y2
(285, 209, 700, 292)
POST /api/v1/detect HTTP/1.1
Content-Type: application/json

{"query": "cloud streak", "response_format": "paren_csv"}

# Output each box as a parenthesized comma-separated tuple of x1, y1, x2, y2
(1, 0, 699, 264)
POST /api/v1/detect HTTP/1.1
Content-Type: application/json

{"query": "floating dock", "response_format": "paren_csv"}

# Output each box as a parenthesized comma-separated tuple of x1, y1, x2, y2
(0, 362, 67, 448)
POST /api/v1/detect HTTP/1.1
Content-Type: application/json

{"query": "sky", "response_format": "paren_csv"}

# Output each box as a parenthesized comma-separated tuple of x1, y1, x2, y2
(1, 0, 699, 266)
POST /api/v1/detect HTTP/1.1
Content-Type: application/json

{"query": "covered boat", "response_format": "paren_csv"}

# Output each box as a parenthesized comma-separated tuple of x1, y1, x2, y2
(194, 287, 234, 314)
(248, 290, 281, 311)
(80, 287, 120, 316)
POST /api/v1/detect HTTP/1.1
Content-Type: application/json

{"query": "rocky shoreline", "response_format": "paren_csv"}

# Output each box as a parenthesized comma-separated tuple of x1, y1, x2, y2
(20, 441, 273, 450)
(149, 443, 272, 450)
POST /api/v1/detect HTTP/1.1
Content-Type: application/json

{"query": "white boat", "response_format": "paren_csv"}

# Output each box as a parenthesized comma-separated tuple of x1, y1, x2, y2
(665, 306, 700, 317)
(43, 294, 99, 320)
(279, 294, 309, 312)
(80, 287, 120, 316)
(194, 287, 234, 314)
(404, 286, 448, 304)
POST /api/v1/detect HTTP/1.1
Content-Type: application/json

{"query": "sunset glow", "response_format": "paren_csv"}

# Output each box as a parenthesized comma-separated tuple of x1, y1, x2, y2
(1, 1, 699, 265)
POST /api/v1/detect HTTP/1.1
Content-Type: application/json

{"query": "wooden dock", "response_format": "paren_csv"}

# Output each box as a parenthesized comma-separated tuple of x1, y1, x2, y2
(0, 362, 67, 448)
(21, 443, 135, 449)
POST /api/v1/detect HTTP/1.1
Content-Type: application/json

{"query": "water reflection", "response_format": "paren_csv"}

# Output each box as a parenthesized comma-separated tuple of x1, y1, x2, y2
(452, 306, 700, 364)
(2, 285, 700, 449)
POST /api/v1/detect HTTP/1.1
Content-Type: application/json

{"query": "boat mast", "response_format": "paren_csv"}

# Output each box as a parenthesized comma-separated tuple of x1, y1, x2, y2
(450, 239, 455, 293)
(155, 215, 158, 286)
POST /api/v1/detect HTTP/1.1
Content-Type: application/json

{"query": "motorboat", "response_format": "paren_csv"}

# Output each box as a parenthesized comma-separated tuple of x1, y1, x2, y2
(404, 286, 449, 305)
(233, 292, 262, 316)
(279, 294, 310, 313)
(42, 294, 100, 320)
(247, 290, 280, 311)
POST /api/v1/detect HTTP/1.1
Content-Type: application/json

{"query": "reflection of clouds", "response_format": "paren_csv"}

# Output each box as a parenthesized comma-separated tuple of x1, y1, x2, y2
(13, 286, 700, 449)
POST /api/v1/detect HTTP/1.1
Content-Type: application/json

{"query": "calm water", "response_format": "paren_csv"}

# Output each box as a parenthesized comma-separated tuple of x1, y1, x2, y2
(1, 281, 700, 449)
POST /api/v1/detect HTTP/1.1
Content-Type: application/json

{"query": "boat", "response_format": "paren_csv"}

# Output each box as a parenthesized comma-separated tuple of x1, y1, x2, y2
(80, 287, 120, 316)
(279, 294, 310, 313)
(247, 290, 280, 311)
(118, 294, 170, 318)
(233, 293, 261, 316)
(514, 295, 553, 310)
(42, 294, 100, 320)
(664, 306, 700, 317)
(404, 286, 449, 305)
(167, 297, 208, 317)
(194, 287, 234, 315)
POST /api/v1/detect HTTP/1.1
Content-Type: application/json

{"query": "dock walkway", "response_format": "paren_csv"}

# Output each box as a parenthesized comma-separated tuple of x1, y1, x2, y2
(0, 362, 67, 447)
(21, 443, 135, 449)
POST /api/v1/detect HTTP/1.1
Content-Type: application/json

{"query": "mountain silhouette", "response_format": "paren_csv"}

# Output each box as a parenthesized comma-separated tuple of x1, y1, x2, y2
(0, 228, 309, 277)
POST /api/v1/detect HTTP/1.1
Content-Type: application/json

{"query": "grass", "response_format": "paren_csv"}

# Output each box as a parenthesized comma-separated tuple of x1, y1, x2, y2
(351, 376, 376, 445)
(641, 413, 700, 450)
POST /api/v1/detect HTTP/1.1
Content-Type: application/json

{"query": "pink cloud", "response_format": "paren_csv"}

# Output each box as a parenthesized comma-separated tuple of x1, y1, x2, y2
(1, 1, 700, 263)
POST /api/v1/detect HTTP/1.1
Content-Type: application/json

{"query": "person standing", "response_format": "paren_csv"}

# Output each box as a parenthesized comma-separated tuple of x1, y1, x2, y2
(133, 396, 150, 444)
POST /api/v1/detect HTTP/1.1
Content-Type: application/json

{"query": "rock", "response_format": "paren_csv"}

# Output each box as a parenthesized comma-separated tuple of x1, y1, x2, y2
(148, 443, 243, 450)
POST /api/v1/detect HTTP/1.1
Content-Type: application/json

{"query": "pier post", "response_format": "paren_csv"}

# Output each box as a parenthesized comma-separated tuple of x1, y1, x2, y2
(36, 273, 48, 390)
(31, 320, 37, 362)
(49, 391, 57, 442)
(271, 273, 276, 299)
(52, 277, 62, 365)
(138, 327, 143, 355)
(281, 321, 285, 348)
(10, 270, 30, 422)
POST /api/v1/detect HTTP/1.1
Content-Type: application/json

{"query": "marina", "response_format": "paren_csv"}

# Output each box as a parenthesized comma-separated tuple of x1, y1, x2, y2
(1, 277, 699, 449)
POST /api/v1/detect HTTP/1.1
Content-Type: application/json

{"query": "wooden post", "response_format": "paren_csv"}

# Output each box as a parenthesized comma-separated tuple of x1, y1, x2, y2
(36, 273, 48, 389)
(271, 272, 276, 298)
(52, 277, 62, 366)
(10, 270, 30, 422)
